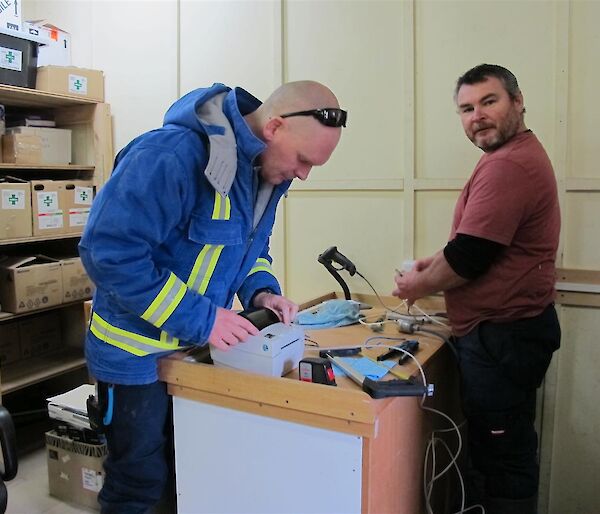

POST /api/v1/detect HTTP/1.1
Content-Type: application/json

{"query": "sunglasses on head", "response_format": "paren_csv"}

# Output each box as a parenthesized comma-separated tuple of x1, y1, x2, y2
(280, 108, 347, 127)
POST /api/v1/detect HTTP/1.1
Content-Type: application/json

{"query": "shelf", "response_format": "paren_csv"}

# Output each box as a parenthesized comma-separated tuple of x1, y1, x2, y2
(0, 232, 83, 246)
(1, 347, 86, 395)
(0, 84, 99, 108)
(0, 299, 90, 323)
(0, 164, 95, 172)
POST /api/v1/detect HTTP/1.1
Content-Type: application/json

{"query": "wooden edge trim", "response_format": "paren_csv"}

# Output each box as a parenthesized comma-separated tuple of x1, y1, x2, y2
(169, 384, 374, 438)
(556, 291, 600, 308)
(159, 358, 376, 425)
(556, 268, 600, 286)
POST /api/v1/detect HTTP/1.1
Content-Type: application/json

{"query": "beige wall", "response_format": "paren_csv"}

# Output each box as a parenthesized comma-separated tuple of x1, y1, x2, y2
(24, 1, 600, 512)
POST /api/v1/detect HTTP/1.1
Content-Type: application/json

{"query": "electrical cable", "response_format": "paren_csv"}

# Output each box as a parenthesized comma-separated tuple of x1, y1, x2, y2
(411, 302, 450, 328)
(355, 270, 407, 314)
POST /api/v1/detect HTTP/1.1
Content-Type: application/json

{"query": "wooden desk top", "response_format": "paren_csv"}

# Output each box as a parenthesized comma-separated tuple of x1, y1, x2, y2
(159, 293, 449, 437)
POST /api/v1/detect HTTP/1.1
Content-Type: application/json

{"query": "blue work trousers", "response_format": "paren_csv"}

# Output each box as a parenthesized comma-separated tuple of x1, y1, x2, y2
(97, 381, 172, 514)
(455, 304, 560, 504)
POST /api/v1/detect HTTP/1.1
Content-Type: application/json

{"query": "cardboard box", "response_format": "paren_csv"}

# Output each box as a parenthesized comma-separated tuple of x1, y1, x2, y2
(2, 133, 42, 164)
(0, 30, 38, 88)
(61, 257, 95, 303)
(46, 430, 106, 510)
(0, 176, 32, 239)
(31, 180, 64, 236)
(36, 66, 104, 102)
(24, 20, 71, 66)
(0, 321, 20, 365)
(7, 126, 72, 164)
(84, 300, 92, 326)
(63, 180, 94, 234)
(0, 255, 62, 314)
(0, 0, 22, 32)
(18, 311, 62, 358)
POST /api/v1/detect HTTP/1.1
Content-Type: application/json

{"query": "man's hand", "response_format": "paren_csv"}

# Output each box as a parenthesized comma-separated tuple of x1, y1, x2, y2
(392, 251, 468, 305)
(392, 269, 424, 306)
(208, 307, 259, 351)
(253, 292, 299, 325)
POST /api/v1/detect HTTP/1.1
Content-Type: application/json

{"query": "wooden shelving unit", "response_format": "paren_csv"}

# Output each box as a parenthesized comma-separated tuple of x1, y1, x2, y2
(0, 84, 112, 397)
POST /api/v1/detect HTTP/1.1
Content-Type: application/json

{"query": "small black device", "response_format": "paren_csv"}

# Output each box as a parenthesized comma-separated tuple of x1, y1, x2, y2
(299, 357, 337, 386)
(397, 339, 419, 364)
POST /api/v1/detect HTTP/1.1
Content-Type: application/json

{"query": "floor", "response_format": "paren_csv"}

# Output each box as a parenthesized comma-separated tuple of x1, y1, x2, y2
(6, 447, 97, 514)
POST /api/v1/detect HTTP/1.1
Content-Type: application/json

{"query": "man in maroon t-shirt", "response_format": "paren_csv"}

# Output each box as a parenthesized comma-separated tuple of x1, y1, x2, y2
(393, 64, 560, 514)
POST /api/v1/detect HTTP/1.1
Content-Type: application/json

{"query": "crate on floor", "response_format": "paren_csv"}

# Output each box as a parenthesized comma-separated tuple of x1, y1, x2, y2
(46, 429, 106, 510)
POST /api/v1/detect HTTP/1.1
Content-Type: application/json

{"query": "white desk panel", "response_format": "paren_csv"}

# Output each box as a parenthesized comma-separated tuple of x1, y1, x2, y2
(173, 396, 363, 514)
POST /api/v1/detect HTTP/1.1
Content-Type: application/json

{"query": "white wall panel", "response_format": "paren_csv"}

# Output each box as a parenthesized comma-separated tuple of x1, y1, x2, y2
(414, 191, 460, 258)
(284, 0, 405, 187)
(567, 1, 600, 178)
(90, 1, 179, 154)
(285, 191, 404, 302)
(415, 1, 557, 179)
(550, 307, 600, 514)
(179, 0, 281, 101)
(563, 192, 600, 269)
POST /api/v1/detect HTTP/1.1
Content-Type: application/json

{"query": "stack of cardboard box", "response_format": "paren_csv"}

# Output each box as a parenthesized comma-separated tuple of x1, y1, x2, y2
(0, 254, 95, 315)
(0, 177, 95, 239)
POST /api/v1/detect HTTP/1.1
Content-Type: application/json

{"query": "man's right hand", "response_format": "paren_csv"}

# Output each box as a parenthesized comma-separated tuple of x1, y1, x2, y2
(208, 307, 259, 351)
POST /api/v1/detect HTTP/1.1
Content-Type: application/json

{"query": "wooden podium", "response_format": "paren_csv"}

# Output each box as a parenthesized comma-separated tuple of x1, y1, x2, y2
(159, 293, 459, 514)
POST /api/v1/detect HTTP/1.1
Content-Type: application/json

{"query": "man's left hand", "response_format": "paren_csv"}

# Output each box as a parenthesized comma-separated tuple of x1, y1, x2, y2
(253, 292, 298, 325)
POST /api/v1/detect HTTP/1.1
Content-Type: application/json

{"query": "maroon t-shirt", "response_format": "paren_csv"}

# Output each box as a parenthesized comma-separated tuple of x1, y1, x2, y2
(444, 131, 560, 336)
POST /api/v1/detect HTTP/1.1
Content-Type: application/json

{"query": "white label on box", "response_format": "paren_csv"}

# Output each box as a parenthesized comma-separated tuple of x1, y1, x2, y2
(82, 467, 103, 492)
(69, 208, 90, 227)
(68, 74, 88, 95)
(2, 189, 25, 209)
(0, 46, 22, 71)
(37, 212, 63, 229)
(74, 186, 93, 205)
(37, 191, 59, 213)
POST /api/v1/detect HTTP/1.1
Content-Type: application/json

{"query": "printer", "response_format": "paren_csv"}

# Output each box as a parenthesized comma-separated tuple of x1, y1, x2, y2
(209, 308, 305, 377)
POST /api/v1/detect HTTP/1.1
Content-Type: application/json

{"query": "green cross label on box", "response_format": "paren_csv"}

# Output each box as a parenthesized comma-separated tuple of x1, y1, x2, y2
(75, 186, 93, 205)
(68, 73, 88, 95)
(2, 190, 25, 210)
(0, 46, 22, 72)
(37, 191, 59, 214)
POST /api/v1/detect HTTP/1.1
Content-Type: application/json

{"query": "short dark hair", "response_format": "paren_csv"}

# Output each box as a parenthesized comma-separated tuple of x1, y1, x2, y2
(454, 64, 521, 101)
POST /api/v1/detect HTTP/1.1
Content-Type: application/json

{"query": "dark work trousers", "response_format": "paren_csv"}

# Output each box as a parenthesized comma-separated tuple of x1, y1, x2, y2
(97, 381, 173, 514)
(454, 304, 560, 505)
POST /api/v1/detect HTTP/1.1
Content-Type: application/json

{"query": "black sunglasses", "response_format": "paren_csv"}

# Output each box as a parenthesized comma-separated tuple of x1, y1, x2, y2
(280, 108, 347, 127)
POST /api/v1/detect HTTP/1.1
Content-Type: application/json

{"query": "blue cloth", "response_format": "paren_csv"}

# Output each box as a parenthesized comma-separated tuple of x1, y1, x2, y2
(80, 84, 289, 385)
(98, 381, 171, 514)
(295, 299, 361, 329)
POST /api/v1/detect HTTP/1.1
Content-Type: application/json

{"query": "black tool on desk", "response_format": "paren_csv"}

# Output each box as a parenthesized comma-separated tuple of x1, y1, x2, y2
(319, 348, 433, 399)
(375, 339, 419, 362)
(397, 339, 420, 364)
(299, 357, 337, 386)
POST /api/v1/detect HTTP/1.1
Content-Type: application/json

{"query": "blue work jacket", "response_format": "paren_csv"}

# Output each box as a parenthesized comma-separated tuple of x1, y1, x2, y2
(79, 84, 289, 384)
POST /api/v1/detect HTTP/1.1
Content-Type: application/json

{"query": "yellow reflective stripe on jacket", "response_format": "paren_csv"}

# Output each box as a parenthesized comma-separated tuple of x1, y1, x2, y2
(212, 192, 231, 220)
(248, 257, 275, 277)
(90, 313, 179, 356)
(160, 330, 179, 346)
(188, 244, 224, 294)
(188, 190, 229, 294)
(141, 272, 187, 328)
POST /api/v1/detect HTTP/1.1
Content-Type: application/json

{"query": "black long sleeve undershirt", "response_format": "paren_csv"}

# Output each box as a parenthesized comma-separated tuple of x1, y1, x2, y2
(443, 233, 505, 280)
